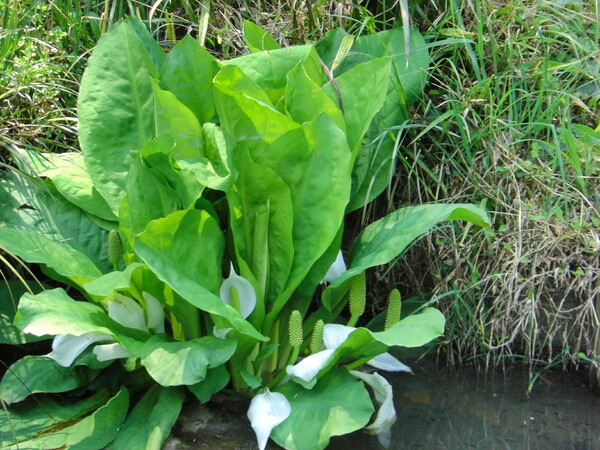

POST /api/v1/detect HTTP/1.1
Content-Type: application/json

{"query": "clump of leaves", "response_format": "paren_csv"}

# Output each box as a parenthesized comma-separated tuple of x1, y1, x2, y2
(0, 18, 489, 450)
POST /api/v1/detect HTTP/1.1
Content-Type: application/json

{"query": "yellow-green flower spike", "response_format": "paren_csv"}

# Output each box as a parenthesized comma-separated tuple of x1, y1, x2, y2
(288, 310, 303, 348)
(107, 230, 122, 266)
(310, 319, 325, 354)
(349, 272, 366, 317)
(385, 289, 401, 330)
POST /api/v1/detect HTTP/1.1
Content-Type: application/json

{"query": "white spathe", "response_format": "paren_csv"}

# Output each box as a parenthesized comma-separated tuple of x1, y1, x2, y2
(285, 349, 335, 382)
(142, 292, 166, 333)
(220, 263, 257, 319)
(322, 250, 347, 283)
(109, 293, 147, 331)
(47, 292, 165, 367)
(247, 389, 291, 450)
(48, 333, 112, 367)
(350, 370, 396, 447)
(368, 352, 412, 373)
(323, 324, 412, 373)
(93, 342, 133, 361)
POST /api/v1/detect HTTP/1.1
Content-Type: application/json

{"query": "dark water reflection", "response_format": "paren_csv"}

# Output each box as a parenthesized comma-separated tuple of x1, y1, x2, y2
(165, 360, 600, 449)
(331, 360, 600, 449)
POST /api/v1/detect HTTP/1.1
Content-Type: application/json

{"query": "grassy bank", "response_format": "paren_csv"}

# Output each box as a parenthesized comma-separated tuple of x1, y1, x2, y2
(1, 0, 598, 382)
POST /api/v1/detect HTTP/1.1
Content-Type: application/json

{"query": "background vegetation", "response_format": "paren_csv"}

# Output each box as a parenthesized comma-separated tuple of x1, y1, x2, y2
(1, 0, 598, 383)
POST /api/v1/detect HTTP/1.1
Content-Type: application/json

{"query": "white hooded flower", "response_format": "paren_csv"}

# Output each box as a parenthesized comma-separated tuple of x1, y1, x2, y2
(321, 250, 347, 283)
(47, 292, 165, 367)
(220, 263, 256, 319)
(247, 389, 291, 450)
(47, 333, 112, 367)
(285, 349, 335, 382)
(350, 370, 396, 447)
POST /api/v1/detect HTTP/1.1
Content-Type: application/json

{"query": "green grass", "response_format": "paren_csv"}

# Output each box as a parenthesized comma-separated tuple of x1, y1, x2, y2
(387, 0, 600, 377)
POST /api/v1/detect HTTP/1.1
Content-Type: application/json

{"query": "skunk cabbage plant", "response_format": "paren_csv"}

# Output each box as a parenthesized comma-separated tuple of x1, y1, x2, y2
(0, 18, 490, 449)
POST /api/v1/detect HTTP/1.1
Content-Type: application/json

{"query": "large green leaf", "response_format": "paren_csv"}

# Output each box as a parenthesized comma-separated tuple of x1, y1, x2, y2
(0, 390, 112, 448)
(12, 387, 129, 449)
(122, 156, 180, 235)
(322, 57, 392, 156)
(318, 308, 445, 376)
(0, 171, 111, 273)
(221, 44, 312, 102)
(159, 34, 220, 124)
(140, 334, 236, 386)
(139, 134, 204, 209)
(284, 60, 345, 130)
(0, 281, 48, 344)
(13, 288, 148, 342)
(22, 151, 116, 222)
(324, 204, 490, 310)
(152, 80, 204, 156)
(188, 365, 230, 403)
(317, 28, 431, 211)
(243, 20, 280, 53)
(227, 148, 294, 308)
(133, 209, 265, 341)
(175, 122, 238, 192)
(255, 114, 351, 323)
(0, 229, 102, 287)
(272, 368, 374, 449)
(0, 356, 87, 404)
(335, 28, 429, 105)
(214, 65, 300, 144)
(78, 17, 164, 214)
(83, 263, 144, 297)
(109, 385, 185, 450)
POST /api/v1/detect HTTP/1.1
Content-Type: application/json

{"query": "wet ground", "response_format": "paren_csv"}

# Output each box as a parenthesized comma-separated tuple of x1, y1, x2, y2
(164, 360, 600, 449)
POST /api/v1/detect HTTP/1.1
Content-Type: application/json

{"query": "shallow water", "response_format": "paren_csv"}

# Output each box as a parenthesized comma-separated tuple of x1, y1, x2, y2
(164, 360, 600, 449)
(331, 360, 600, 449)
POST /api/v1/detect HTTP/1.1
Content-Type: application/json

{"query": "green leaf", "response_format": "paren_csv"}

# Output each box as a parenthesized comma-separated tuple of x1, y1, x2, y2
(139, 134, 204, 208)
(188, 365, 231, 403)
(317, 28, 431, 211)
(13, 386, 129, 449)
(373, 307, 446, 347)
(272, 368, 374, 449)
(0, 390, 112, 447)
(109, 385, 185, 450)
(284, 60, 345, 130)
(0, 229, 102, 287)
(324, 204, 490, 309)
(160, 34, 220, 124)
(258, 114, 352, 323)
(122, 156, 180, 235)
(243, 20, 281, 52)
(140, 334, 236, 386)
(29, 152, 117, 222)
(152, 80, 204, 156)
(83, 263, 144, 297)
(0, 356, 85, 404)
(221, 45, 312, 103)
(318, 308, 445, 377)
(0, 281, 50, 344)
(323, 57, 392, 156)
(13, 288, 148, 342)
(175, 122, 238, 192)
(227, 148, 294, 308)
(79, 17, 164, 214)
(336, 28, 430, 105)
(0, 171, 111, 273)
(214, 65, 300, 144)
(133, 210, 265, 341)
